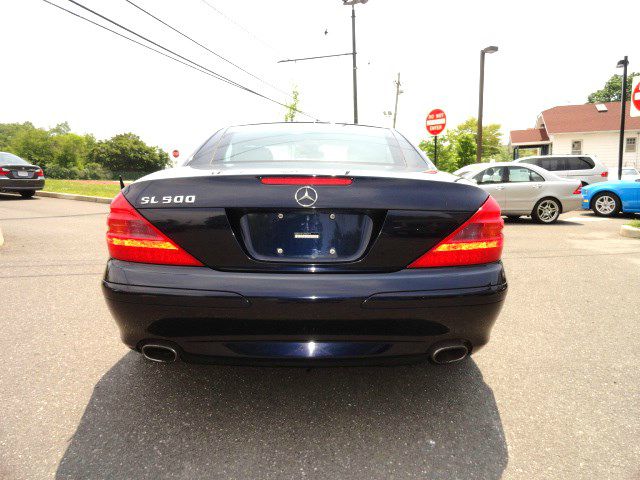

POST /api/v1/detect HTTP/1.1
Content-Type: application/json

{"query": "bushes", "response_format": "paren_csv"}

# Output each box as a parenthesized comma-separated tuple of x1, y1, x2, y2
(0, 122, 169, 180)
(88, 133, 170, 176)
(44, 162, 111, 180)
(82, 163, 112, 180)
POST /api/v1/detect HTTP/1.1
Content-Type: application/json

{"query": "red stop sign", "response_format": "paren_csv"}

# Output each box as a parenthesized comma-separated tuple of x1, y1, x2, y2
(172, 149, 180, 159)
(632, 81, 640, 112)
(426, 109, 446, 136)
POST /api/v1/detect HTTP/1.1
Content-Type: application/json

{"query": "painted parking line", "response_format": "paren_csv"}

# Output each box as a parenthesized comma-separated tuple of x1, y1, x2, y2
(563, 216, 607, 222)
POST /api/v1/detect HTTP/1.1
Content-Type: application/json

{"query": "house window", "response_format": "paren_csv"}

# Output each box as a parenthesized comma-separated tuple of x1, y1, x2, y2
(571, 140, 582, 155)
(626, 137, 637, 153)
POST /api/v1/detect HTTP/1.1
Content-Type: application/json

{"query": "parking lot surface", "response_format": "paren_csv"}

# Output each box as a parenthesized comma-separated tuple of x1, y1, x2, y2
(1, 194, 639, 479)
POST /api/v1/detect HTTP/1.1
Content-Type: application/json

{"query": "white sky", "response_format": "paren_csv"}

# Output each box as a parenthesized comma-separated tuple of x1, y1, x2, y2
(2, 0, 639, 160)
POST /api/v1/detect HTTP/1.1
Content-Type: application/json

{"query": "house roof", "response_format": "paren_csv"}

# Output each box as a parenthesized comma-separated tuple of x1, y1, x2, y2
(541, 101, 640, 134)
(510, 128, 550, 145)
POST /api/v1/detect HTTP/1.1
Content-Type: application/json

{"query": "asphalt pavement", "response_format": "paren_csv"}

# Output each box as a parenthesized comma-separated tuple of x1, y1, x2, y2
(1, 194, 639, 480)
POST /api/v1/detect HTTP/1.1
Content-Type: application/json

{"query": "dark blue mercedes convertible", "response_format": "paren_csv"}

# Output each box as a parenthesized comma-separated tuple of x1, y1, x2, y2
(102, 123, 507, 366)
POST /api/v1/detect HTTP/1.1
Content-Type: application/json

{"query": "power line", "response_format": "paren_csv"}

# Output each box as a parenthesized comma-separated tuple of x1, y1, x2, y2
(198, 0, 280, 54)
(41, 1, 219, 81)
(124, 0, 290, 98)
(63, 0, 266, 100)
(45, 0, 245, 93)
(41, 0, 319, 120)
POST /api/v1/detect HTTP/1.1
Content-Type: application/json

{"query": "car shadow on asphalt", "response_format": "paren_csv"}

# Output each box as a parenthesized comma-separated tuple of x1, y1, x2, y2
(55, 352, 507, 479)
(0, 193, 34, 201)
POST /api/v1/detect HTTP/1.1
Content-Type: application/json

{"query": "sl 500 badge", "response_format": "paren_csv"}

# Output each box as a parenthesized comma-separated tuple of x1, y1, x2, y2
(140, 195, 196, 205)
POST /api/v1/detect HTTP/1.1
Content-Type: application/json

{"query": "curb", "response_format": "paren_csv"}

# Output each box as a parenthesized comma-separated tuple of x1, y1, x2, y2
(620, 225, 640, 239)
(36, 191, 113, 204)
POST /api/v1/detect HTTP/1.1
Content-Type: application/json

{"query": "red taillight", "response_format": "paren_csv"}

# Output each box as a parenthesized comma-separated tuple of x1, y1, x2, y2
(408, 196, 504, 268)
(601, 171, 608, 177)
(573, 185, 582, 195)
(106, 192, 203, 266)
(0, 168, 9, 176)
(260, 177, 352, 186)
(36, 168, 44, 177)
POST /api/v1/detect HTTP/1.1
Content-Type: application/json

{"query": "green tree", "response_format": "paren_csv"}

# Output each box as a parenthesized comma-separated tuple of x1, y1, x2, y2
(0, 122, 35, 151)
(52, 133, 91, 169)
(284, 87, 300, 122)
(480, 123, 503, 159)
(451, 132, 477, 168)
(9, 126, 55, 168)
(587, 72, 640, 103)
(50, 121, 71, 136)
(419, 118, 505, 171)
(418, 135, 457, 172)
(494, 144, 513, 162)
(88, 133, 170, 177)
(448, 118, 503, 167)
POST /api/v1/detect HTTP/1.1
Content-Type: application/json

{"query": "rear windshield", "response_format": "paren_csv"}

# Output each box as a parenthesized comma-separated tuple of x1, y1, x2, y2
(187, 124, 433, 170)
(0, 152, 29, 165)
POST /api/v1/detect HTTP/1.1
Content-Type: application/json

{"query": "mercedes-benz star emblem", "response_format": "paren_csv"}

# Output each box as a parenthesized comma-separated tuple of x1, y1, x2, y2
(294, 186, 318, 207)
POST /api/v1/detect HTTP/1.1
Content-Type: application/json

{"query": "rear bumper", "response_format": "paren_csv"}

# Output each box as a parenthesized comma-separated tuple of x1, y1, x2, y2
(0, 178, 45, 191)
(102, 260, 507, 365)
(561, 195, 583, 212)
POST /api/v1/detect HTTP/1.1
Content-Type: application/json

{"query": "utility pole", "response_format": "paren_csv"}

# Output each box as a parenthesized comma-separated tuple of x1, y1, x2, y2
(278, 0, 368, 125)
(617, 56, 629, 180)
(476, 46, 498, 163)
(393, 72, 402, 128)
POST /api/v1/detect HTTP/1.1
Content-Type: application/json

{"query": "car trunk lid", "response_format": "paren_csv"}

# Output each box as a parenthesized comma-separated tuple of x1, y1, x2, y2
(123, 172, 488, 272)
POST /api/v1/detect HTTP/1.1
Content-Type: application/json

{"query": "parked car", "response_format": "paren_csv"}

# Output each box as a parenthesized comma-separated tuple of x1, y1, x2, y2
(0, 152, 45, 198)
(102, 123, 507, 366)
(454, 162, 582, 223)
(513, 155, 608, 185)
(611, 167, 640, 181)
(581, 179, 640, 216)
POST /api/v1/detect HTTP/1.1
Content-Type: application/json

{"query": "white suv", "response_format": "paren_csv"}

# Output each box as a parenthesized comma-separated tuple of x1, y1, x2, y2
(514, 155, 608, 185)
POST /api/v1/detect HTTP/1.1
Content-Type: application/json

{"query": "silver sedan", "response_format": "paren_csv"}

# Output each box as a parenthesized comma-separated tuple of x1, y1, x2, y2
(454, 162, 582, 223)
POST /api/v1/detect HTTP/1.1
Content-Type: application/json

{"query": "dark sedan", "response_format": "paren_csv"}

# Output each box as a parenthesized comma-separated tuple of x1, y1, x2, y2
(0, 152, 45, 198)
(102, 123, 507, 366)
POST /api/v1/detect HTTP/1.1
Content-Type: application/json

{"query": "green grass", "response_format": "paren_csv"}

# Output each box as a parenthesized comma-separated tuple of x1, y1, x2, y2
(43, 179, 121, 198)
(628, 220, 640, 229)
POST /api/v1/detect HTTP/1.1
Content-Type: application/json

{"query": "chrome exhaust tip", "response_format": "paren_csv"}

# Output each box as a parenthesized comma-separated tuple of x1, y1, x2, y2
(429, 342, 469, 365)
(141, 343, 178, 363)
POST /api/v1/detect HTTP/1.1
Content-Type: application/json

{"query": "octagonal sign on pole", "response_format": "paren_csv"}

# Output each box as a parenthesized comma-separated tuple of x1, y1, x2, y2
(631, 76, 640, 118)
(426, 109, 447, 136)
(426, 109, 446, 167)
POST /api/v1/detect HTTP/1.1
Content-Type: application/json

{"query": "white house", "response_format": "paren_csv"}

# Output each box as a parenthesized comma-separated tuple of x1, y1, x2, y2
(509, 101, 640, 169)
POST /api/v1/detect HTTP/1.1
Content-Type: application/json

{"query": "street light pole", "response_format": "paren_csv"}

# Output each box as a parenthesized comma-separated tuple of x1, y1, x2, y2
(617, 56, 629, 180)
(351, 3, 358, 124)
(476, 46, 498, 163)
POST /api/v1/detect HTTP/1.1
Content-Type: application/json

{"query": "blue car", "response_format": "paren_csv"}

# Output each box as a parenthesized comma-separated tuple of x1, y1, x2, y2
(582, 179, 640, 216)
